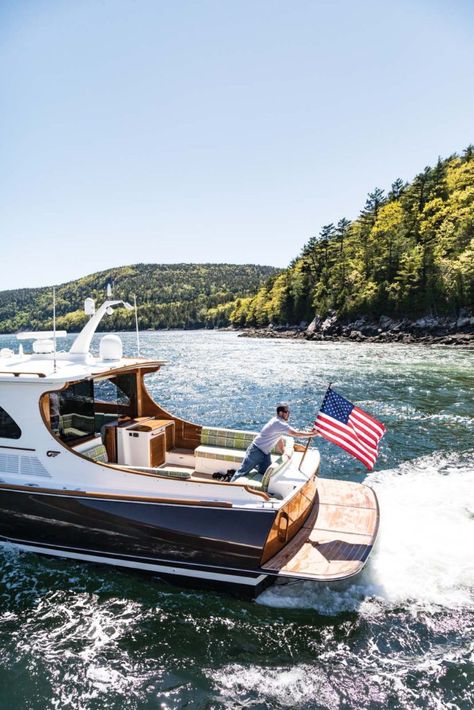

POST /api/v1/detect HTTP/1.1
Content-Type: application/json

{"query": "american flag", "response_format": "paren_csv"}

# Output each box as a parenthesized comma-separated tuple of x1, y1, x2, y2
(315, 387, 386, 470)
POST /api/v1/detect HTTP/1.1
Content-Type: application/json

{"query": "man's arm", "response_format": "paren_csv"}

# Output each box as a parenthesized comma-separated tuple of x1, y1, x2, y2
(288, 427, 318, 438)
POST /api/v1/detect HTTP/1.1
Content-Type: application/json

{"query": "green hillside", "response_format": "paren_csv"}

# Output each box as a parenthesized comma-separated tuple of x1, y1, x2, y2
(0, 263, 280, 333)
(230, 148, 474, 327)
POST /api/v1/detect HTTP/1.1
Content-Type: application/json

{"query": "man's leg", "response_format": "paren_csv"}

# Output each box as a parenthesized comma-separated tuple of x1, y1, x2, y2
(257, 451, 272, 475)
(231, 443, 263, 482)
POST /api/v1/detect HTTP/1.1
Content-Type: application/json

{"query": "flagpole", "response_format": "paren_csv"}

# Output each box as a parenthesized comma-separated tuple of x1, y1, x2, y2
(52, 286, 57, 374)
(133, 295, 140, 357)
(298, 436, 313, 473)
(298, 382, 332, 473)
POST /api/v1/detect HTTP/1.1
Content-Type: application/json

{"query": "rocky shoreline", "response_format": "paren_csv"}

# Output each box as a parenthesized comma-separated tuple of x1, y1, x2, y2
(237, 312, 474, 346)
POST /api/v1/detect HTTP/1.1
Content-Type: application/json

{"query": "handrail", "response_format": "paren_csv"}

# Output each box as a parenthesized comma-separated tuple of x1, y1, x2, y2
(0, 370, 46, 378)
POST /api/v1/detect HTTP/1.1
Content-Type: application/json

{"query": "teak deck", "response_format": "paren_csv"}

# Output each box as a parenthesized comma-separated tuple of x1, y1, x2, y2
(262, 478, 379, 581)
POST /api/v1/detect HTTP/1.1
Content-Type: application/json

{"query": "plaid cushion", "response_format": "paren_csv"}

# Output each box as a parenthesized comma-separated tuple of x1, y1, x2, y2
(84, 444, 108, 463)
(200, 427, 289, 455)
(195, 445, 246, 464)
(201, 427, 256, 450)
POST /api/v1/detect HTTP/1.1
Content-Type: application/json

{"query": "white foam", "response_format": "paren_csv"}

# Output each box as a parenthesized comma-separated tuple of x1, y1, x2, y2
(259, 451, 474, 614)
(209, 664, 339, 708)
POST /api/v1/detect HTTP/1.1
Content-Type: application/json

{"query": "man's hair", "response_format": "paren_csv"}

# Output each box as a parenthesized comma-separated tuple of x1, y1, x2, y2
(276, 405, 289, 416)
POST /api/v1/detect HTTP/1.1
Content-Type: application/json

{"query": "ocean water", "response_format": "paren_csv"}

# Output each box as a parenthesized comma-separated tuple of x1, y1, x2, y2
(0, 331, 472, 709)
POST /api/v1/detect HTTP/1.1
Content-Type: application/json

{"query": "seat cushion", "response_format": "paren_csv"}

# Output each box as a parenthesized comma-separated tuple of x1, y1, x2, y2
(126, 466, 192, 480)
(194, 445, 247, 464)
(73, 438, 108, 463)
(200, 427, 293, 456)
(86, 444, 108, 463)
(200, 427, 256, 450)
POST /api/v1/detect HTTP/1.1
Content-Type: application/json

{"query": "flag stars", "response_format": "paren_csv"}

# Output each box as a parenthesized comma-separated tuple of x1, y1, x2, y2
(321, 390, 353, 424)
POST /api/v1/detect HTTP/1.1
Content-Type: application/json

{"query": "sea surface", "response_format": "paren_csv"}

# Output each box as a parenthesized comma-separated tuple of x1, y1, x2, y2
(0, 331, 472, 709)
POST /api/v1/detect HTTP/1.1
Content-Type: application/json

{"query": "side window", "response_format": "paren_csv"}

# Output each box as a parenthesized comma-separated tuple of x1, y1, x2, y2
(51, 381, 95, 443)
(93, 374, 137, 421)
(0, 405, 22, 439)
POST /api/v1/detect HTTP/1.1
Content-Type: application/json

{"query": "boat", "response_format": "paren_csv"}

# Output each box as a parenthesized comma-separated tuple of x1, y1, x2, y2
(0, 297, 379, 597)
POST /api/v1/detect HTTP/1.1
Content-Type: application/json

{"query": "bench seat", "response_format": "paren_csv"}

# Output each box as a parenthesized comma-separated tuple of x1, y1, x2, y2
(195, 426, 293, 476)
(195, 445, 285, 475)
(194, 446, 247, 475)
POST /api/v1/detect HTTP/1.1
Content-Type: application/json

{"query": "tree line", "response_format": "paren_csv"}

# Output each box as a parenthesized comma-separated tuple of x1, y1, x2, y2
(1, 149, 472, 334)
(229, 148, 474, 326)
(0, 264, 279, 333)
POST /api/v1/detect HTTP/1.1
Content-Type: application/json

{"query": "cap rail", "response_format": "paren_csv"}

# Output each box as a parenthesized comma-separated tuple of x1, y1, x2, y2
(0, 370, 47, 378)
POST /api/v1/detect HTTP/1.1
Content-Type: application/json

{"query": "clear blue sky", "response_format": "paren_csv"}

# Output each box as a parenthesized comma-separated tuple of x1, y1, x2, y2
(1, 0, 473, 290)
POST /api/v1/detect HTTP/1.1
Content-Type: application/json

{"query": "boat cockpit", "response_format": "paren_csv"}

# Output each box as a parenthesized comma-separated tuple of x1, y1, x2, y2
(40, 365, 318, 503)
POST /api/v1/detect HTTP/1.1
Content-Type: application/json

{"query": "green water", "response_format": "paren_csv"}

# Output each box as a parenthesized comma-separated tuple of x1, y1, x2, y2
(0, 332, 472, 709)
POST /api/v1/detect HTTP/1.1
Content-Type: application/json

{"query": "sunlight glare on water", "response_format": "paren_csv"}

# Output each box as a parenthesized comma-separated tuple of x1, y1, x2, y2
(0, 330, 472, 709)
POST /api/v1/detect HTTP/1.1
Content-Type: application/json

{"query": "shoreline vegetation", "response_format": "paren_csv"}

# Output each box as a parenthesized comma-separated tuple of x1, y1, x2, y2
(1, 150, 472, 340)
(0, 264, 279, 334)
(228, 149, 474, 333)
(235, 312, 474, 347)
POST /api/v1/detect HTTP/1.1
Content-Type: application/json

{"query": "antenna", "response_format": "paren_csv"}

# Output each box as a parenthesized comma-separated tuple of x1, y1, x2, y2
(84, 298, 96, 317)
(52, 286, 57, 373)
(133, 295, 140, 357)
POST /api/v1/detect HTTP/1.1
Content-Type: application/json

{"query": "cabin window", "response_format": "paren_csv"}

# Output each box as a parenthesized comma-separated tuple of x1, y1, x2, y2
(49, 373, 138, 444)
(51, 381, 95, 443)
(93, 374, 137, 423)
(93, 375, 136, 412)
(0, 405, 22, 439)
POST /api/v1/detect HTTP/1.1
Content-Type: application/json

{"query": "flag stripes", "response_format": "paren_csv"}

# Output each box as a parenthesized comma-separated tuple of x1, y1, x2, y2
(315, 387, 386, 470)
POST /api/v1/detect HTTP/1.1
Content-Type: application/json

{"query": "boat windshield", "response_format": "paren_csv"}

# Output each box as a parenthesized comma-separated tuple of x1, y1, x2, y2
(49, 373, 138, 444)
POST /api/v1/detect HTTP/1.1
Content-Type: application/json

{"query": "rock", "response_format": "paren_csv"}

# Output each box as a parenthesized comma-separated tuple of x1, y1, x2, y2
(412, 316, 445, 331)
(360, 324, 379, 337)
(321, 312, 340, 334)
(306, 315, 322, 334)
(378, 315, 395, 330)
(349, 317, 368, 330)
(240, 310, 473, 346)
(456, 315, 474, 329)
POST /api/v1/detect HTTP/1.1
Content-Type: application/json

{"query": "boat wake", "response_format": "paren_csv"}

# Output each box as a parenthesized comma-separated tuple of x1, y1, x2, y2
(258, 449, 474, 615)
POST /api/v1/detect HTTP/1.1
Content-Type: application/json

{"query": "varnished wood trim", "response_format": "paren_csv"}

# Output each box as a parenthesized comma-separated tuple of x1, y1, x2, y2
(0, 481, 233, 507)
(260, 472, 318, 564)
(261, 482, 380, 580)
(241, 484, 270, 501)
(40, 393, 50, 426)
(92, 363, 164, 379)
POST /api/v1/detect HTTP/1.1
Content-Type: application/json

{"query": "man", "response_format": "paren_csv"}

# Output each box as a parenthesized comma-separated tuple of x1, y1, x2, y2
(230, 404, 317, 482)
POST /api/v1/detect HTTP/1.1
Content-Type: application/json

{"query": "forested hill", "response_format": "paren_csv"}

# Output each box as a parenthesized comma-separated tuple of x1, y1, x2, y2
(229, 148, 474, 327)
(0, 264, 280, 333)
